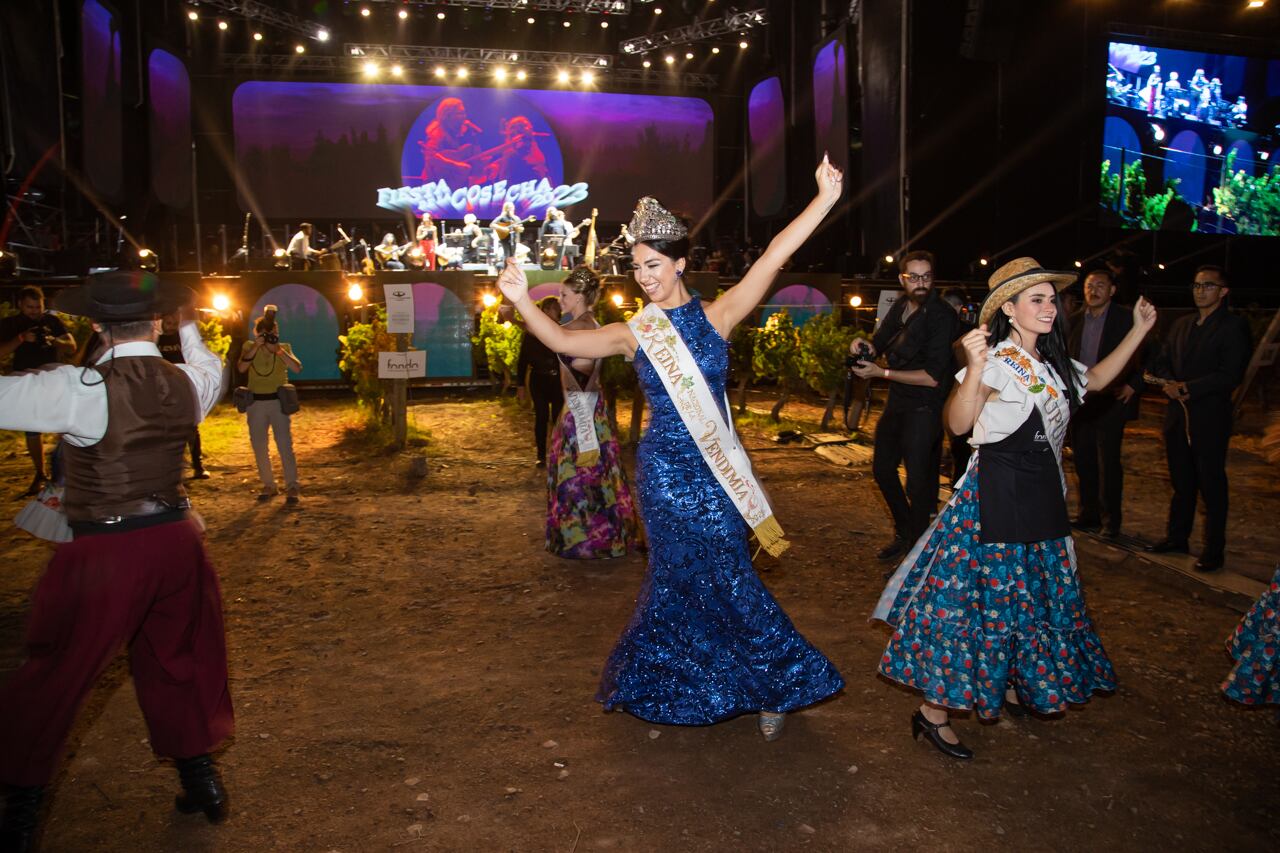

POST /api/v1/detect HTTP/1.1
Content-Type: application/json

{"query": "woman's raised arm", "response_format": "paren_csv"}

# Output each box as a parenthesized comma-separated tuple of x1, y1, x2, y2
(496, 260, 635, 360)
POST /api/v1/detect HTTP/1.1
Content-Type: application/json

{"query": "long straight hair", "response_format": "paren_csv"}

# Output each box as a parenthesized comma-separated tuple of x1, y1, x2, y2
(987, 291, 1083, 414)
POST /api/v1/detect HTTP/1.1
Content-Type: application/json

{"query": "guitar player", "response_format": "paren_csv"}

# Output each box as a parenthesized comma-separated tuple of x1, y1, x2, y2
(420, 97, 485, 185)
(490, 201, 531, 263)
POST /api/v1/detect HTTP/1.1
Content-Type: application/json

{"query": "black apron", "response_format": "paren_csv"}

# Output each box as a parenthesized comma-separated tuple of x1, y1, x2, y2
(977, 408, 1069, 544)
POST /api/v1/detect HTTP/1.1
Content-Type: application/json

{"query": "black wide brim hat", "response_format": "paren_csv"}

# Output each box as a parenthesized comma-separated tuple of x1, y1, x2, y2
(55, 270, 192, 321)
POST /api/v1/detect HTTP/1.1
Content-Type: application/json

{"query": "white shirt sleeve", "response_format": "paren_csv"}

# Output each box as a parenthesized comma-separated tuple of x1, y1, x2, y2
(175, 322, 223, 421)
(287, 231, 307, 256)
(0, 365, 108, 446)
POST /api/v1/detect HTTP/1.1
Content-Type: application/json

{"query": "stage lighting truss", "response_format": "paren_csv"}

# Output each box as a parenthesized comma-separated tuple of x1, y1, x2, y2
(190, 0, 330, 41)
(359, 0, 631, 12)
(346, 43, 613, 72)
(618, 7, 768, 56)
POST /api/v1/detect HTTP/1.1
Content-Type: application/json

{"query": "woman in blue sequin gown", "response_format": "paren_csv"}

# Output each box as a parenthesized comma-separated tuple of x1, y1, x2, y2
(498, 158, 846, 739)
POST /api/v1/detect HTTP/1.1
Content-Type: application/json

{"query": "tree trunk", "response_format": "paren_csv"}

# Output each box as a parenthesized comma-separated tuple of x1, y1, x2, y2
(500, 367, 512, 395)
(821, 388, 838, 431)
(736, 375, 750, 414)
(629, 390, 645, 444)
(770, 386, 790, 422)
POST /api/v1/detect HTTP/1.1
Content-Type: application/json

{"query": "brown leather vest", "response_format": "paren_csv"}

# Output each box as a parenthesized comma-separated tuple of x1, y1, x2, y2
(63, 356, 197, 522)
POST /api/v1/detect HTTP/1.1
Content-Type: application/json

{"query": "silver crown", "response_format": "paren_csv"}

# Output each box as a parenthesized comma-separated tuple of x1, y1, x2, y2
(628, 197, 687, 243)
(563, 265, 599, 291)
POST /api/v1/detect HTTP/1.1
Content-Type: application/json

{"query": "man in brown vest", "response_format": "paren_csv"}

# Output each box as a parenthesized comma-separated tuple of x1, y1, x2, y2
(0, 272, 234, 851)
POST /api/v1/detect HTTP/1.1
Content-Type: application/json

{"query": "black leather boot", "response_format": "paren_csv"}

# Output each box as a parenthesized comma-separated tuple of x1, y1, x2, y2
(0, 786, 45, 853)
(174, 755, 228, 823)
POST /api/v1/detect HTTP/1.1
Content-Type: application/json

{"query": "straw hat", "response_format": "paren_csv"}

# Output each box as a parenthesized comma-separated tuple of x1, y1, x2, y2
(977, 257, 1077, 327)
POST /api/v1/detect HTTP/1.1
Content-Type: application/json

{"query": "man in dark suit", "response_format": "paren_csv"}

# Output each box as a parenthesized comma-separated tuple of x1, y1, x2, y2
(1145, 265, 1251, 572)
(1068, 268, 1144, 536)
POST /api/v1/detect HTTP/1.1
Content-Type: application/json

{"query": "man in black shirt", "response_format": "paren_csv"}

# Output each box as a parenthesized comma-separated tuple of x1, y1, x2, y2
(851, 251, 958, 560)
(491, 201, 526, 264)
(1145, 265, 1251, 572)
(158, 312, 210, 479)
(0, 286, 76, 495)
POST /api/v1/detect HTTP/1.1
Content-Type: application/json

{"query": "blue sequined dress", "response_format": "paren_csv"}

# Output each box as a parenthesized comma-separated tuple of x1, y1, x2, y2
(595, 296, 845, 724)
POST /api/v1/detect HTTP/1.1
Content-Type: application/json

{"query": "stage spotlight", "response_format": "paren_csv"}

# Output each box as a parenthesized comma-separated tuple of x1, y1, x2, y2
(712, 46, 720, 54)
(563, 20, 571, 28)
(1213, 144, 1224, 156)
(1261, 151, 1271, 161)
(398, 8, 408, 19)
(360, 6, 370, 16)
(187, 9, 198, 21)
(849, 295, 863, 308)
(611, 293, 624, 307)
(482, 292, 498, 308)
(317, 29, 330, 42)
(217, 20, 228, 31)
(390, 64, 403, 77)
(581, 71, 595, 85)
(664, 55, 675, 64)
(516, 69, 527, 81)
(601, 21, 609, 28)
(527, 16, 535, 24)
(362, 61, 379, 77)
(883, 254, 894, 264)
(1157, 263, 1167, 270)
(1247, 0, 1265, 9)
(1073, 260, 1083, 268)
(457, 67, 469, 79)
(273, 248, 289, 270)
(253, 31, 263, 41)
(138, 248, 158, 272)
(642, 59, 652, 68)
(494, 66, 508, 81)
(739, 40, 749, 49)
(1151, 123, 1166, 142)
(212, 294, 231, 312)
(510, 53, 519, 61)
(347, 282, 364, 302)
(557, 69, 571, 83)
(0, 249, 17, 278)
(437, 11, 446, 20)
(434, 66, 447, 78)
(540, 247, 559, 270)
(979, 258, 989, 266)
(685, 51, 694, 60)
(654, 6, 663, 13)
(295, 44, 306, 54)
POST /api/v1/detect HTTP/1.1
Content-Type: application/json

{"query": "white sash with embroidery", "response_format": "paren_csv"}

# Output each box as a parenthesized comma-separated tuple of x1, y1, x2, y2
(988, 343, 1075, 493)
(628, 302, 789, 557)
(565, 390, 600, 464)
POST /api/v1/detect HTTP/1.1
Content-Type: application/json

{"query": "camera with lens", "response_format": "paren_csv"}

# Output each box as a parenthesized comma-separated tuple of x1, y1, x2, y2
(30, 324, 51, 347)
(256, 305, 279, 345)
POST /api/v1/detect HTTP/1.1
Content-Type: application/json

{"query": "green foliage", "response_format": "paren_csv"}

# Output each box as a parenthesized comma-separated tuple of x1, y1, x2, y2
(752, 309, 801, 386)
(56, 312, 94, 360)
(470, 305, 523, 386)
(1212, 150, 1280, 237)
(797, 310, 855, 397)
(594, 295, 636, 393)
(198, 314, 232, 362)
(1114, 160, 1181, 230)
(338, 304, 395, 414)
(1099, 160, 1121, 211)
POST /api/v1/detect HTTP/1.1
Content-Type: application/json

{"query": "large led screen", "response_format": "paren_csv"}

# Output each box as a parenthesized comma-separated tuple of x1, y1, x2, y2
(232, 82, 714, 223)
(81, 0, 123, 198)
(1102, 39, 1280, 235)
(748, 76, 786, 218)
(148, 49, 192, 208)
(813, 35, 849, 172)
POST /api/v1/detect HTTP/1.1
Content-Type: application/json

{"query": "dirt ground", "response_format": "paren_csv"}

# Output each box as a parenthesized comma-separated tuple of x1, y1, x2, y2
(0, 394, 1277, 852)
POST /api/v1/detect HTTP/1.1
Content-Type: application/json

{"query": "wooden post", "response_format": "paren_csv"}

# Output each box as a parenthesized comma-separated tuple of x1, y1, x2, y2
(392, 332, 408, 449)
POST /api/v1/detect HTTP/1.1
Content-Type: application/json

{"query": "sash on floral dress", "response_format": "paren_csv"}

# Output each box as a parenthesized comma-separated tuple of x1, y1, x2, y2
(560, 350, 602, 469)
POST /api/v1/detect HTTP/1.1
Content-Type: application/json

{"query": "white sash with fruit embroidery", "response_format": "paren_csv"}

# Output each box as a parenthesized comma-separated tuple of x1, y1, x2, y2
(627, 302, 789, 557)
(988, 342, 1075, 493)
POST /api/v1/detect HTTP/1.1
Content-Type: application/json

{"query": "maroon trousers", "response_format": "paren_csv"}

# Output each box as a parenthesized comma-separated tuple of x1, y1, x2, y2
(0, 519, 234, 787)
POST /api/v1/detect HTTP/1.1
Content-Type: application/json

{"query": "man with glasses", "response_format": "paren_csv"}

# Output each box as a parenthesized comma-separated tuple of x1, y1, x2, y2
(1067, 267, 1144, 537)
(850, 250, 958, 561)
(1145, 265, 1250, 572)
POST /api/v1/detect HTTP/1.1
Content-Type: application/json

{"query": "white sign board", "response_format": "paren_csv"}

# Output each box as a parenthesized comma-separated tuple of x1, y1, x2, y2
(384, 283, 415, 334)
(875, 290, 900, 328)
(378, 351, 427, 379)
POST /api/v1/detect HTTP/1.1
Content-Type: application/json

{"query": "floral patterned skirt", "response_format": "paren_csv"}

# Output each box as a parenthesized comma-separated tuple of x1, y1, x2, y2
(876, 460, 1116, 719)
(1221, 566, 1280, 706)
(545, 393, 639, 559)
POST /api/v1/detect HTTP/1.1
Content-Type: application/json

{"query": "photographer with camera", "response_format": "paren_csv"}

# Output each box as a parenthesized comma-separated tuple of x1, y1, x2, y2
(849, 251, 958, 562)
(237, 306, 303, 504)
(0, 285, 77, 496)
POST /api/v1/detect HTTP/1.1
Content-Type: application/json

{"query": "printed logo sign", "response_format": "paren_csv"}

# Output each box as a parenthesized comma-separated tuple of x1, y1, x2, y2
(378, 351, 427, 379)
(384, 283, 415, 334)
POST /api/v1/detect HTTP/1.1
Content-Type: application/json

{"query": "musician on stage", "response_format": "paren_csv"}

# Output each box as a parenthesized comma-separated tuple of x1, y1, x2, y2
(287, 223, 320, 271)
(1230, 96, 1248, 128)
(485, 115, 548, 186)
(491, 201, 526, 263)
(417, 212, 438, 271)
(461, 213, 485, 264)
(420, 97, 482, 185)
(374, 233, 406, 271)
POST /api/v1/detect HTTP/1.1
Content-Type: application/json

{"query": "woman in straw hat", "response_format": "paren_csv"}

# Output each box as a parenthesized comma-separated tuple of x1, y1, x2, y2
(872, 258, 1156, 759)
(498, 157, 845, 741)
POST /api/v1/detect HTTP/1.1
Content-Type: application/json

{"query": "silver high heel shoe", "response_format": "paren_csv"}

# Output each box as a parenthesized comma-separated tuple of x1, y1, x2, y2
(758, 712, 786, 742)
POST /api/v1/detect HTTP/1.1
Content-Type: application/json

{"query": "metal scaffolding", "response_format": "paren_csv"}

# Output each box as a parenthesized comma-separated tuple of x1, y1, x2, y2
(359, 0, 633, 12)
(618, 7, 769, 55)
(345, 43, 613, 70)
(191, 0, 329, 40)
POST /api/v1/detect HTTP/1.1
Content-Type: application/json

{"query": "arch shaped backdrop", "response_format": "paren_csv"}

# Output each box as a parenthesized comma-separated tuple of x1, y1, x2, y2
(1165, 130, 1207, 208)
(248, 284, 343, 382)
(409, 282, 472, 378)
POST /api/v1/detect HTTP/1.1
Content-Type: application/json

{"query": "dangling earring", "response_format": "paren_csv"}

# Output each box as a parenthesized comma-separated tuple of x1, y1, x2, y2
(676, 269, 684, 277)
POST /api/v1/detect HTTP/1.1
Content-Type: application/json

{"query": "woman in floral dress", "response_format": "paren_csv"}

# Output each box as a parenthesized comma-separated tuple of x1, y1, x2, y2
(544, 267, 639, 559)
(873, 257, 1157, 759)
(1221, 566, 1279, 708)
